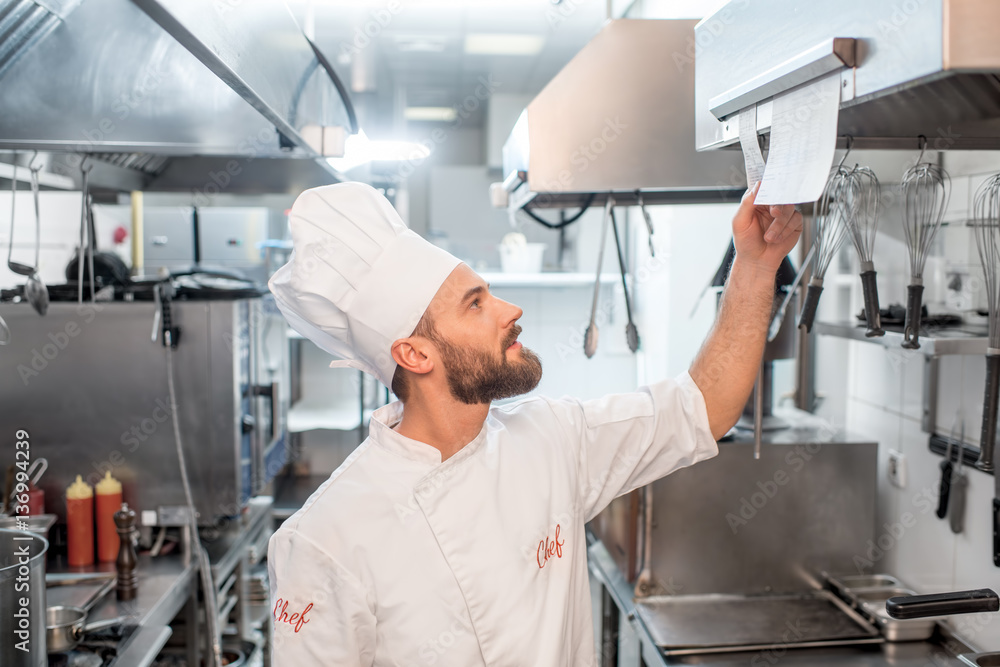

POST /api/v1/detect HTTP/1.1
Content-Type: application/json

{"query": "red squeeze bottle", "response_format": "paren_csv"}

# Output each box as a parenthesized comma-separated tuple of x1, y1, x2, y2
(66, 475, 94, 567)
(96, 472, 123, 562)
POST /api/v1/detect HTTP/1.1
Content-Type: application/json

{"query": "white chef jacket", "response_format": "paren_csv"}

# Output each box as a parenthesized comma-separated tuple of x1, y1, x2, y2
(268, 371, 718, 667)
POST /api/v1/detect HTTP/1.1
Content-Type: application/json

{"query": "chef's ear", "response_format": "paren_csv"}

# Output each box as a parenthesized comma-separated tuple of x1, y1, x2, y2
(391, 337, 434, 376)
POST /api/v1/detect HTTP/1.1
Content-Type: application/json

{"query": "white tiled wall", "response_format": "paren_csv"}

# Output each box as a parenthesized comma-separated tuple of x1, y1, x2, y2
(842, 152, 1000, 652)
(0, 192, 132, 291)
(629, 202, 741, 384)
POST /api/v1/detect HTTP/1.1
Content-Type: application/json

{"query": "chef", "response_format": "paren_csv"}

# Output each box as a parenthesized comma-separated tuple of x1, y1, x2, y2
(267, 180, 801, 666)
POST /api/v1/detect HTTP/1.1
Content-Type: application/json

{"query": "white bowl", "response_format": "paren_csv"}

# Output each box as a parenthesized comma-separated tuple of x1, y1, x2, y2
(498, 243, 545, 273)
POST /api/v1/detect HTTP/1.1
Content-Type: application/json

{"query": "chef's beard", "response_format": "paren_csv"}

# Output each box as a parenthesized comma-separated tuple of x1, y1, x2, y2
(434, 324, 543, 405)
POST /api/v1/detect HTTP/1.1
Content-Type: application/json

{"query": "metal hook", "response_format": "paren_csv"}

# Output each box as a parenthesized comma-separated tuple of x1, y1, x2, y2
(836, 136, 854, 171)
(80, 155, 93, 175)
(916, 135, 928, 165)
(28, 150, 41, 173)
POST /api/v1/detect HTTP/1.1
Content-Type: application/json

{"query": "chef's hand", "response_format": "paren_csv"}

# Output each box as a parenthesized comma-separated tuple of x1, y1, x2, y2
(732, 181, 803, 274)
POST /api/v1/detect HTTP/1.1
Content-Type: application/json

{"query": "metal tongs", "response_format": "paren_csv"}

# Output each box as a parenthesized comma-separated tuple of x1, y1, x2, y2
(584, 198, 613, 358)
(610, 207, 640, 353)
(635, 190, 655, 257)
(77, 159, 96, 303)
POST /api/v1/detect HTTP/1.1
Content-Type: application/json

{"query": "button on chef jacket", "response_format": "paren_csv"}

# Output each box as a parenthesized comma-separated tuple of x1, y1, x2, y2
(268, 371, 718, 666)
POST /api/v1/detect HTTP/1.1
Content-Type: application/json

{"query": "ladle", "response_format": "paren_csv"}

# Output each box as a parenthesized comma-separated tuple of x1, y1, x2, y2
(7, 152, 48, 315)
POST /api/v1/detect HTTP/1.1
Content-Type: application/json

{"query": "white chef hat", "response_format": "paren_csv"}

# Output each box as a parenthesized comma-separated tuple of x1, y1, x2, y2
(268, 182, 462, 388)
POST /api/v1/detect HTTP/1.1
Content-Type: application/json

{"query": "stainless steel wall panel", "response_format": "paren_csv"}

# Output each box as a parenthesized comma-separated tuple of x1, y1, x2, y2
(0, 299, 266, 524)
(143, 206, 194, 269)
(197, 208, 268, 267)
(643, 432, 878, 596)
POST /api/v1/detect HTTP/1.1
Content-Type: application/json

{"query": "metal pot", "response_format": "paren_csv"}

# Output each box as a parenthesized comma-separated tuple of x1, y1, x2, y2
(45, 576, 123, 653)
(222, 648, 247, 666)
(1, 528, 49, 666)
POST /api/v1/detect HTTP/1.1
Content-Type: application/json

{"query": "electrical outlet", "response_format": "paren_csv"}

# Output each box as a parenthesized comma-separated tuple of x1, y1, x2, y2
(887, 450, 907, 489)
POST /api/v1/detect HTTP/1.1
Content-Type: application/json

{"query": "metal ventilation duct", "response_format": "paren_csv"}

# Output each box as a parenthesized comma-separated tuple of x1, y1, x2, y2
(0, 0, 80, 80)
(0, 0, 354, 193)
(695, 0, 1000, 151)
(499, 19, 746, 210)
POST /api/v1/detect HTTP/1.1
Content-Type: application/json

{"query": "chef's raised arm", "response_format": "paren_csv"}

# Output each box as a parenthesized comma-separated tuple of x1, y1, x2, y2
(688, 182, 802, 440)
(544, 183, 803, 523)
(268, 529, 376, 666)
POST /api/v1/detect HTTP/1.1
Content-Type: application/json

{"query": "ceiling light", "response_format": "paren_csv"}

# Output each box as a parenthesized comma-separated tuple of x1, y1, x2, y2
(305, 0, 549, 5)
(404, 107, 458, 122)
(391, 34, 449, 53)
(464, 34, 545, 56)
(326, 131, 431, 172)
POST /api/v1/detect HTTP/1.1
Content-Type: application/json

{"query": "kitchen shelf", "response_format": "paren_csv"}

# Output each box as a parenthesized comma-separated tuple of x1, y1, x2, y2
(478, 272, 619, 287)
(814, 321, 990, 356)
(272, 473, 331, 521)
(0, 162, 75, 190)
(287, 399, 373, 432)
(283, 272, 621, 341)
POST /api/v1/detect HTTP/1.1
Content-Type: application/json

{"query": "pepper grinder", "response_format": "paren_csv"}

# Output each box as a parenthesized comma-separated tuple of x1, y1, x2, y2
(114, 502, 138, 601)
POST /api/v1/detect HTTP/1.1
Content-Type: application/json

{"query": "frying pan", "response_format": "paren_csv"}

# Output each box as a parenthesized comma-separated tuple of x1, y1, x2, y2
(46, 576, 126, 653)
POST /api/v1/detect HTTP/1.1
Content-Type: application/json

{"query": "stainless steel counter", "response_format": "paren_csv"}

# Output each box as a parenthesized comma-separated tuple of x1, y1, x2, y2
(587, 538, 979, 667)
(45, 497, 273, 665)
(46, 554, 197, 667)
(202, 496, 273, 583)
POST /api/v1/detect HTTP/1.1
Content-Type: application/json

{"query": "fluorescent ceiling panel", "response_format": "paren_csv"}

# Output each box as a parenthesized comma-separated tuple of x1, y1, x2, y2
(404, 107, 459, 122)
(464, 33, 544, 56)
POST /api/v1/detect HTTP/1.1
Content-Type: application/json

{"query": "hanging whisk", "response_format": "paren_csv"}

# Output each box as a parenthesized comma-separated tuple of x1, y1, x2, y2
(844, 166, 885, 337)
(972, 173, 1000, 474)
(797, 166, 854, 332)
(901, 138, 950, 349)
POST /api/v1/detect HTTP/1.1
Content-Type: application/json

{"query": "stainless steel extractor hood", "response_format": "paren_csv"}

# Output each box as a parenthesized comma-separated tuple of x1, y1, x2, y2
(497, 19, 746, 211)
(0, 0, 356, 193)
(695, 0, 1000, 152)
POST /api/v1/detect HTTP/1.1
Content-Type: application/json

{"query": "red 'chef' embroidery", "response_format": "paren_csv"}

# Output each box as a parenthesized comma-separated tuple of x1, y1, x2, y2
(537, 524, 565, 569)
(273, 598, 313, 633)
